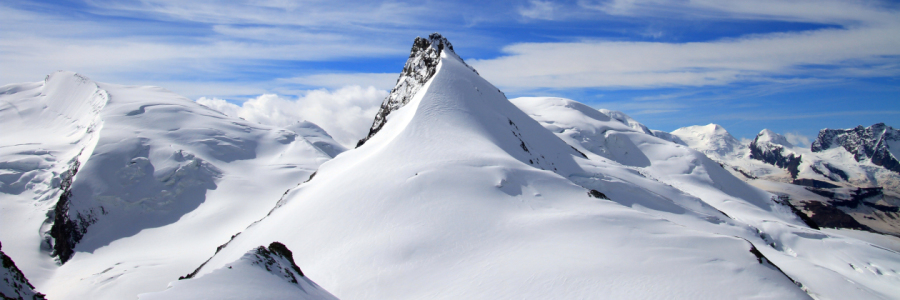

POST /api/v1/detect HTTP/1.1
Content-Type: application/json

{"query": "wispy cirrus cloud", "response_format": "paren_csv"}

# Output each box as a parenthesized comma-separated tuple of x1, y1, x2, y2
(519, 0, 558, 21)
(490, 0, 900, 91)
(0, 0, 442, 88)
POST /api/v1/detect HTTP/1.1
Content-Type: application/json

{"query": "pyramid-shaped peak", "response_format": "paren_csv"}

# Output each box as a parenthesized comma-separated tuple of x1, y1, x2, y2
(357, 33, 467, 147)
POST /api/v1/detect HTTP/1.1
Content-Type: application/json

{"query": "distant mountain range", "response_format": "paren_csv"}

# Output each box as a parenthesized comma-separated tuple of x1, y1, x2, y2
(2, 33, 899, 300)
(653, 122, 900, 237)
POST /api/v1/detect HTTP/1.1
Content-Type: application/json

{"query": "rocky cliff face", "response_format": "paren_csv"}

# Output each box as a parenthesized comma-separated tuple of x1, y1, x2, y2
(812, 123, 900, 174)
(749, 129, 802, 178)
(1, 242, 46, 300)
(357, 33, 467, 147)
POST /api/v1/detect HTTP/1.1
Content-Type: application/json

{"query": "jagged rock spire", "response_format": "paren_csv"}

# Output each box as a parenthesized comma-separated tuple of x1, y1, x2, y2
(812, 123, 900, 174)
(356, 33, 455, 148)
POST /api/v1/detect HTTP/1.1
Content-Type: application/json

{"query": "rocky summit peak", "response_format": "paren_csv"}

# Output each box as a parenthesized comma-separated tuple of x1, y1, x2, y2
(812, 123, 900, 173)
(415, 33, 454, 55)
(356, 33, 462, 147)
(750, 129, 801, 178)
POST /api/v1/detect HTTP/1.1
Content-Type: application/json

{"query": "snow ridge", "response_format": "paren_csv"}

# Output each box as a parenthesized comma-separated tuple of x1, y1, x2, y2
(357, 33, 470, 147)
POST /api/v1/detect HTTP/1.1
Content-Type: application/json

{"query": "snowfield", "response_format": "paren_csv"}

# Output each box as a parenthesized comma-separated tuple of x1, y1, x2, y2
(1, 34, 900, 299)
(1, 71, 343, 299)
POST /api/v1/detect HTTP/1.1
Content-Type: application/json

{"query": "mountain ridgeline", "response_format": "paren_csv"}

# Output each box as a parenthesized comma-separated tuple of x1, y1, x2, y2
(356, 33, 455, 147)
(812, 123, 900, 174)
(1, 33, 900, 300)
(665, 122, 900, 238)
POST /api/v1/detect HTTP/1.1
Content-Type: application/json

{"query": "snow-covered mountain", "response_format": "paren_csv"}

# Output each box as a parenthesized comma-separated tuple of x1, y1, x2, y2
(813, 123, 900, 174)
(510, 97, 900, 298)
(0, 72, 343, 299)
(748, 129, 803, 178)
(2, 34, 900, 299)
(663, 123, 900, 237)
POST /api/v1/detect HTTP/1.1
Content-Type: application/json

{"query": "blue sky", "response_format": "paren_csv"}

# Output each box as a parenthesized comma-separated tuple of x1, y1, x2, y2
(2, 0, 899, 145)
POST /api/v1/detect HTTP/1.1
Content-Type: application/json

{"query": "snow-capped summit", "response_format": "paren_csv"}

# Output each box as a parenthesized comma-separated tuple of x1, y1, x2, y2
(755, 129, 794, 148)
(749, 129, 802, 178)
(812, 123, 900, 174)
(670, 123, 743, 160)
(357, 33, 476, 147)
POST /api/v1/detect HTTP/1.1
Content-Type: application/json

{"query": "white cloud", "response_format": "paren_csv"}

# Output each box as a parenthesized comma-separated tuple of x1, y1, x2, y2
(471, 23, 900, 89)
(579, 0, 898, 25)
(280, 73, 398, 90)
(0, 1, 418, 86)
(83, 0, 433, 27)
(784, 132, 812, 147)
(197, 86, 387, 148)
(471, 0, 900, 90)
(519, 0, 557, 20)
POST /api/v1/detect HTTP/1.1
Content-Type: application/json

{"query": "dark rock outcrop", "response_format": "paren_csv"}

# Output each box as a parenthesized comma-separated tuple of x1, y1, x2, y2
(792, 179, 840, 189)
(1, 242, 47, 300)
(772, 195, 819, 229)
(749, 130, 803, 178)
(812, 123, 900, 174)
(48, 159, 95, 264)
(588, 189, 610, 200)
(253, 242, 305, 283)
(802, 201, 871, 231)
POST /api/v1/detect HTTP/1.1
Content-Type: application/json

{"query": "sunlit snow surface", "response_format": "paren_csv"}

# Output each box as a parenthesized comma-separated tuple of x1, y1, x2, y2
(139, 244, 337, 300)
(513, 96, 900, 299)
(2, 58, 900, 299)
(0, 71, 343, 299)
(185, 52, 896, 299)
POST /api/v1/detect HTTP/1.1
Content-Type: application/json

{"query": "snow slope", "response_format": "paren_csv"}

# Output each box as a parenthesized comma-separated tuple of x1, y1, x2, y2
(0, 72, 344, 299)
(667, 124, 900, 193)
(3, 35, 900, 300)
(512, 96, 900, 299)
(177, 36, 896, 299)
(139, 242, 337, 300)
(1, 242, 45, 300)
(663, 123, 900, 236)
